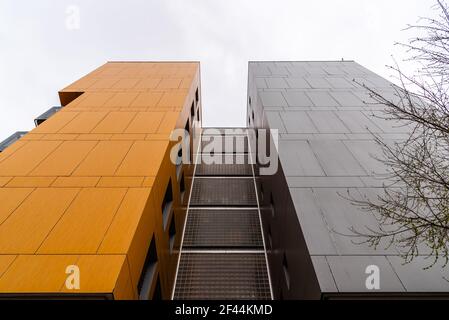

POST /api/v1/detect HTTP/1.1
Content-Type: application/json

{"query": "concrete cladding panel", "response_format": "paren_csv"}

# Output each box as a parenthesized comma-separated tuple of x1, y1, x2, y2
(248, 61, 448, 298)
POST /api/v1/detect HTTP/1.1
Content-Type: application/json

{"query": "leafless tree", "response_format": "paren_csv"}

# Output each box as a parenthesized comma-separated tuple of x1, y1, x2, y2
(346, 0, 449, 268)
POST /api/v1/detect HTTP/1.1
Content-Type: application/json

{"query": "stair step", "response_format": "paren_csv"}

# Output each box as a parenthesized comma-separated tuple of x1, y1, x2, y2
(200, 136, 249, 154)
(183, 209, 263, 248)
(173, 253, 271, 300)
(190, 178, 257, 207)
(196, 164, 253, 176)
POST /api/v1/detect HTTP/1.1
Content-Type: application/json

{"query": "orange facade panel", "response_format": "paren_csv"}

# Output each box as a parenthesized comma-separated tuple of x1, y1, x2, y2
(0, 61, 201, 299)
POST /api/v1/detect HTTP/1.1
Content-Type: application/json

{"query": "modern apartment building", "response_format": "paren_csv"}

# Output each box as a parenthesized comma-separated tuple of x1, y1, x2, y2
(0, 62, 201, 299)
(0, 60, 447, 299)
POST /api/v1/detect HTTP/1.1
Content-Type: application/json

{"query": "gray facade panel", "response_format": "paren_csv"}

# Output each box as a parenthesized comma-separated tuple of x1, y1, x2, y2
(286, 78, 311, 89)
(306, 91, 340, 107)
(290, 188, 338, 255)
(307, 111, 350, 134)
(259, 91, 288, 107)
(283, 91, 313, 107)
(309, 140, 367, 176)
(387, 256, 449, 292)
(336, 110, 382, 133)
(279, 111, 318, 133)
(278, 140, 325, 176)
(329, 91, 363, 107)
(326, 256, 405, 292)
(266, 77, 288, 89)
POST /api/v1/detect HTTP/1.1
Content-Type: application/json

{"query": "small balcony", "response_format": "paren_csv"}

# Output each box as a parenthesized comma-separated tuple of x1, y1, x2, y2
(34, 106, 62, 126)
(0, 131, 28, 152)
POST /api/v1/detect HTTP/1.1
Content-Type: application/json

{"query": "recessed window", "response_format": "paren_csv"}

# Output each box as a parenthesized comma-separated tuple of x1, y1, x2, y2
(252, 110, 255, 121)
(185, 119, 190, 136)
(270, 193, 275, 218)
(249, 96, 252, 106)
(197, 108, 201, 122)
(268, 224, 273, 249)
(179, 173, 186, 203)
(176, 146, 182, 179)
(195, 88, 199, 103)
(138, 234, 158, 300)
(162, 179, 174, 230)
(190, 101, 195, 118)
(152, 276, 162, 300)
(283, 253, 290, 290)
(168, 213, 176, 254)
(184, 120, 191, 163)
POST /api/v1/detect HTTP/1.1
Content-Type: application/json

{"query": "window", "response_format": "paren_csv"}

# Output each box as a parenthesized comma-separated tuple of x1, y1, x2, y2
(185, 119, 190, 136)
(252, 110, 255, 121)
(195, 88, 199, 103)
(152, 276, 162, 300)
(270, 193, 275, 218)
(190, 101, 195, 118)
(283, 253, 290, 290)
(184, 120, 191, 163)
(267, 224, 273, 249)
(249, 96, 252, 106)
(179, 173, 186, 203)
(162, 179, 174, 230)
(168, 213, 176, 254)
(138, 234, 158, 300)
(176, 146, 182, 179)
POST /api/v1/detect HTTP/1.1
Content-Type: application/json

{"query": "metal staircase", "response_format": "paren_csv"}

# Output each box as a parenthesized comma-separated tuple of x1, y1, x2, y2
(172, 129, 273, 300)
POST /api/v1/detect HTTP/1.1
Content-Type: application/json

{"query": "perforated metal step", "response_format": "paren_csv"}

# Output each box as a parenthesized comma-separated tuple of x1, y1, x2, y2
(201, 128, 249, 136)
(183, 209, 263, 248)
(190, 178, 257, 207)
(200, 135, 249, 154)
(174, 253, 271, 300)
(196, 153, 252, 165)
(196, 164, 253, 176)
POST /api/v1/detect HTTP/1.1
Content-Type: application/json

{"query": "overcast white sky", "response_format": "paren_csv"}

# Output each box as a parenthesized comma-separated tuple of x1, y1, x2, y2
(0, 0, 436, 140)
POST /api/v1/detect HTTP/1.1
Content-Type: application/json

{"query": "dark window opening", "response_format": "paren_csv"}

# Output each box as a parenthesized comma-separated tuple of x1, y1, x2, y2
(267, 224, 273, 249)
(197, 108, 201, 122)
(283, 253, 290, 290)
(168, 213, 176, 254)
(152, 275, 162, 300)
(270, 193, 275, 218)
(249, 96, 252, 106)
(137, 234, 158, 300)
(252, 110, 255, 121)
(179, 173, 186, 203)
(190, 101, 195, 118)
(195, 88, 199, 103)
(176, 146, 183, 179)
(162, 179, 174, 230)
(184, 120, 191, 163)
